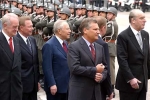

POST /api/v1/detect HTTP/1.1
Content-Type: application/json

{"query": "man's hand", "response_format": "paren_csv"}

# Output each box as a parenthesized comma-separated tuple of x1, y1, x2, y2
(38, 82, 41, 91)
(50, 85, 57, 95)
(96, 63, 105, 73)
(106, 93, 113, 100)
(95, 73, 103, 82)
(129, 78, 141, 89)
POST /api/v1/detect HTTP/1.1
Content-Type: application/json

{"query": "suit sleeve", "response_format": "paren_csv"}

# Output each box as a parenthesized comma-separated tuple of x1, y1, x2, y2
(100, 47, 108, 82)
(33, 38, 40, 82)
(42, 43, 56, 88)
(101, 43, 112, 96)
(67, 44, 97, 79)
(117, 34, 134, 82)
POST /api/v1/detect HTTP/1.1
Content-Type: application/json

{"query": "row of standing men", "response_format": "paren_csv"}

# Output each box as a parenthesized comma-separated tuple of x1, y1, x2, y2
(0, 1, 118, 100)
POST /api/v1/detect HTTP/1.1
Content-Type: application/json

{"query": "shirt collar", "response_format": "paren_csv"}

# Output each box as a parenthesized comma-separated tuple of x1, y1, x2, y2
(2, 30, 12, 41)
(99, 34, 102, 38)
(82, 36, 94, 47)
(18, 32, 28, 44)
(55, 35, 64, 46)
(130, 25, 140, 36)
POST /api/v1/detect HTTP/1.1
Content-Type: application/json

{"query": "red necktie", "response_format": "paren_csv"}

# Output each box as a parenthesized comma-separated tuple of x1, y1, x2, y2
(9, 37, 14, 53)
(89, 44, 95, 61)
(62, 42, 68, 53)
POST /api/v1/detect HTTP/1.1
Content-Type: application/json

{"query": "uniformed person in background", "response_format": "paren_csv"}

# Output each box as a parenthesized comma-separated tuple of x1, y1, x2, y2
(103, 7, 118, 98)
(93, 6, 99, 17)
(30, 2, 45, 88)
(99, 7, 107, 18)
(22, 1, 28, 15)
(68, 3, 76, 20)
(59, 7, 73, 43)
(86, 5, 93, 17)
(81, 4, 87, 17)
(17, 0, 23, 10)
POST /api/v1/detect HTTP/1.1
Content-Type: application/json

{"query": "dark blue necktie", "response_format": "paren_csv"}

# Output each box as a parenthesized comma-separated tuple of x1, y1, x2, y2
(26, 38, 32, 53)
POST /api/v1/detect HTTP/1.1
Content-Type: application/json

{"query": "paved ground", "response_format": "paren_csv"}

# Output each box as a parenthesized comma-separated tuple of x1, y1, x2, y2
(37, 11, 150, 100)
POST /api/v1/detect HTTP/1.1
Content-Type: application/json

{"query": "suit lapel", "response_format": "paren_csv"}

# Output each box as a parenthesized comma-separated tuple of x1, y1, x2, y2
(0, 32, 13, 60)
(141, 31, 146, 56)
(128, 27, 143, 55)
(17, 33, 32, 55)
(79, 38, 95, 64)
(12, 36, 20, 69)
(53, 36, 67, 57)
(95, 43, 101, 65)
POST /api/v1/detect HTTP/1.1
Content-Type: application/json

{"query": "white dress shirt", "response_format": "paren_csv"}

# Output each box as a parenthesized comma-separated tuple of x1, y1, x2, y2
(2, 30, 14, 49)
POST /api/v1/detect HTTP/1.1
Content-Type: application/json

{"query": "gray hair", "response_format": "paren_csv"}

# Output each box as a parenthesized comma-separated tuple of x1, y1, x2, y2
(53, 20, 69, 34)
(129, 9, 143, 23)
(1, 13, 18, 26)
(79, 18, 98, 35)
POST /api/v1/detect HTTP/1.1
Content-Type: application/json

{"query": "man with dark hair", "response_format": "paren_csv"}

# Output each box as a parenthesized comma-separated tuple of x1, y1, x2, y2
(116, 9, 150, 100)
(95, 16, 113, 100)
(17, 16, 40, 100)
(67, 18, 108, 100)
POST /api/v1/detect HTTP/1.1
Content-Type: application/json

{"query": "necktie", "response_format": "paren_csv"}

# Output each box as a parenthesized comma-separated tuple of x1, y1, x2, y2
(89, 44, 95, 61)
(137, 32, 143, 50)
(26, 38, 32, 52)
(62, 42, 68, 53)
(9, 37, 14, 53)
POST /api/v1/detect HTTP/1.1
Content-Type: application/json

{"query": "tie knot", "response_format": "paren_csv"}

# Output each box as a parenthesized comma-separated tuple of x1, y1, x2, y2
(9, 37, 12, 41)
(89, 44, 94, 48)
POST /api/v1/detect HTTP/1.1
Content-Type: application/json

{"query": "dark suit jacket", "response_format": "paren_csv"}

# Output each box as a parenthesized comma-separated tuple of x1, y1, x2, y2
(0, 32, 22, 100)
(115, 26, 150, 93)
(96, 36, 112, 99)
(67, 37, 108, 100)
(42, 36, 70, 93)
(17, 33, 39, 93)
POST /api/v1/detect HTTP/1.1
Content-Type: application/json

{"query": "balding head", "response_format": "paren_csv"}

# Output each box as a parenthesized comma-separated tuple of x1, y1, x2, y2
(2, 13, 19, 37)
(129, 9, 146, 31)
(129, 9, 144, 23)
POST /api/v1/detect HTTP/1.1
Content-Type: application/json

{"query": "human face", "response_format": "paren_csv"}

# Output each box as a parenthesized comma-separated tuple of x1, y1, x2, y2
(99, 12, 107, 18)
(107, 12, 114, 21)
(18, 4, 23, 9)
(39, 7, 44, 13)
(93, 11, 98, 16)
(60, 13, 68, 20)
(27, 7, 32, 13)
(20, 20, 33, 37)
(76, 8, 82, 16)
(23, 6, 27, 11)
(12, 1, 17, 6)
(87, 10, 93, 17)
(69, 8, 74, 14)
(132, 13, 146, 31)
(4, 18, 19, 37)
(47, 11, 54, 17)
(83, 23, 99, 43)
(59, 24, 71, 40)
(82, 8, 86, 15)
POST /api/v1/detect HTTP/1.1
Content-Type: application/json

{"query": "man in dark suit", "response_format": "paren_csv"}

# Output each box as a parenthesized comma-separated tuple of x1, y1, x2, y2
(116, 9, 150, 100)
(42, 20, 71, 100)
(95, 16, 113, 100)
(67, 18, 108, 100)
(0, 13, 22, 100)
(16, 16, 40, 100)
